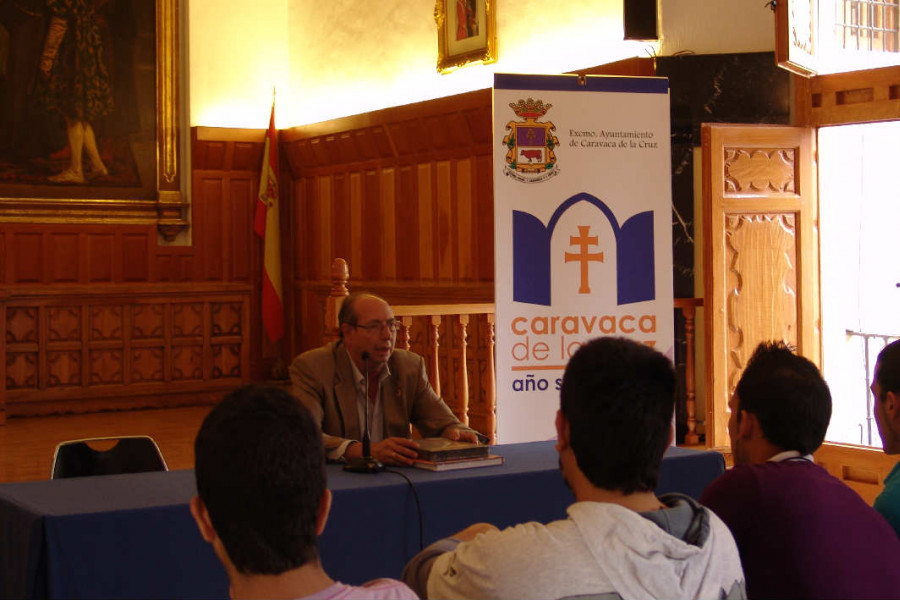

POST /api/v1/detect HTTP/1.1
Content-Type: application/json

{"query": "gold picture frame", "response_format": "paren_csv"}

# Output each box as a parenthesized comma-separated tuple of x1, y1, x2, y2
(0, 0, 188, 241)
(434, 0, 497, 74)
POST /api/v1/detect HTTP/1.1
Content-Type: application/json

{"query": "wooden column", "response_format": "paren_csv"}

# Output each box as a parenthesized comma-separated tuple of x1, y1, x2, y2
(324, 258, 349, 343)
(484, 313, 496, 442)
(396, 316, 411, 351)
(683, 304, 699, 445)
(455, 314, 470, 425)
(428, 315, 442, 397)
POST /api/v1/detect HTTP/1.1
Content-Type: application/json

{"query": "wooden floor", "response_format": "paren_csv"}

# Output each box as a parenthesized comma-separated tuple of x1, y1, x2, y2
(0, 406, 213, 483)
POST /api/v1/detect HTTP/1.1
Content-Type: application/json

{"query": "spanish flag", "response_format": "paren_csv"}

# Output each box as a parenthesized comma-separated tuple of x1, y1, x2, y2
(254, 102, 284, 342)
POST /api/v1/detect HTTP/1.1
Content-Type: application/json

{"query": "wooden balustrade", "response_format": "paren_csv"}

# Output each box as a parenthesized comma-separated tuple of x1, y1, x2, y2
(324, 258, 703, 446)
(674, 297, 703, 445)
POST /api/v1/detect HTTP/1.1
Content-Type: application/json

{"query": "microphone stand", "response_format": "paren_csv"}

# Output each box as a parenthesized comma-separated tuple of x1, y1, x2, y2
(344, 351, 384, 473)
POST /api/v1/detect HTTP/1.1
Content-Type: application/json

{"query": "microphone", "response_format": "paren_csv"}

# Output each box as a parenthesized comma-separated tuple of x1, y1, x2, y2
(344, 351, 384, 473)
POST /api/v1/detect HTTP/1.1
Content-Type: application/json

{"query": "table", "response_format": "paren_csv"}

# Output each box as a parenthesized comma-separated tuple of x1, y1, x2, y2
(0, 442, 723, 599)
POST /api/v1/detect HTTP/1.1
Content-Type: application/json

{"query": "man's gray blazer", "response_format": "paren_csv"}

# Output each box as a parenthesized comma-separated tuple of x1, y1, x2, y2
(289, 340, 474, 452)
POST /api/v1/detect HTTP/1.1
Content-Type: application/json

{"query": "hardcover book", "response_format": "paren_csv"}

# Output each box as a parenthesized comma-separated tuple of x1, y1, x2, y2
(413, 455, 505, 472)
(415, 437, 490, 462)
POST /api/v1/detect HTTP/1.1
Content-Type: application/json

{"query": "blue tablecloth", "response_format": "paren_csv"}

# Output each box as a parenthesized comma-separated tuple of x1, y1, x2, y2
(0, 441, 723, 599)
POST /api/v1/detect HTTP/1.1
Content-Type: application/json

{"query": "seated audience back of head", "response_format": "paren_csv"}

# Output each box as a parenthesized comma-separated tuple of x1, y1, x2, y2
(190, 384, 416, 600)
(700, 341, 900, 600)
(403, 336, 746, 600)
(873, 339, 900, 537)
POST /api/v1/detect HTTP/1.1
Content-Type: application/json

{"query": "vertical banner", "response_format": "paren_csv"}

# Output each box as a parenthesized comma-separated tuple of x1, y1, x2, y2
(494, 74, 674, 443)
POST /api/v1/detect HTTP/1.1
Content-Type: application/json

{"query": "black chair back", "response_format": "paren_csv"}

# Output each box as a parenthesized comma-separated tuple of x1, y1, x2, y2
(51, 436, 168, 479)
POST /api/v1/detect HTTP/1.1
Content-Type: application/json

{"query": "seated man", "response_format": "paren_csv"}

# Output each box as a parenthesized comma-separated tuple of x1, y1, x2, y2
(402, 337, 746, 600)
(700, 341, 900, 599)
(189, 384, 417, 600)
(873, 339, 900, 537)
(290, 292, 478, 466)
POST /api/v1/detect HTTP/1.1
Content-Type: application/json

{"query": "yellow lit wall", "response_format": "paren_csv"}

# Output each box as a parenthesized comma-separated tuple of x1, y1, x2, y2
(189, 0, 774, 128)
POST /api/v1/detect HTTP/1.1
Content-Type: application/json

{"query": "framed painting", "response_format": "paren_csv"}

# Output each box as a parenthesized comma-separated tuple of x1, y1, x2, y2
(0, 0, 187, 240)
(434, 0, 497, 74)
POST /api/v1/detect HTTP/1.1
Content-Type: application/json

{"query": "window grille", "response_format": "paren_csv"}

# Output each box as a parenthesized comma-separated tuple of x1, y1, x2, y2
(837, 0, 899, 52)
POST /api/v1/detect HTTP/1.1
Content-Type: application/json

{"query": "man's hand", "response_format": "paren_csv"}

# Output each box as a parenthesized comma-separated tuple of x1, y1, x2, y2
(371, 437, 420, 466)
(451, 522, 499, 542)
(441, 427, 479, 443)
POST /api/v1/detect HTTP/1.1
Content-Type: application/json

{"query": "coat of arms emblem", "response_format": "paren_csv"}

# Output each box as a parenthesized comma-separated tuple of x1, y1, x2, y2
(502, 98, 560, 183)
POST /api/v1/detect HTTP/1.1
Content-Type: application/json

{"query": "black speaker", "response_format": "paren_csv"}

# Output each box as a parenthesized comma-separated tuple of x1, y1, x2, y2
(624, 0, 658, 41)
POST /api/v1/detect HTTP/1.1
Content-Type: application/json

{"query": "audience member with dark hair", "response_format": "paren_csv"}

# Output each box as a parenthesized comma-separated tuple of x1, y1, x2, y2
(873, 339, 900, 537)
(701, 341, 900, 599)
(190, 384, 417, 599)
(402, 337, 745, 600)
(290, 292, 478, 466)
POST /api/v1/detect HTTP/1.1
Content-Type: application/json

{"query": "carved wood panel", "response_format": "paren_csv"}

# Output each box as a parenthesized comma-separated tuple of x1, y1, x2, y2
(724, 148, 797, 194)
(0, 288, 251, 420)
(724, 214, 800, 392)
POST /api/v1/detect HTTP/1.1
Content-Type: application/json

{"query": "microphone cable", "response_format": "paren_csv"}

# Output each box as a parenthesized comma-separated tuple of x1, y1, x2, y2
(383, 468, 425, 551)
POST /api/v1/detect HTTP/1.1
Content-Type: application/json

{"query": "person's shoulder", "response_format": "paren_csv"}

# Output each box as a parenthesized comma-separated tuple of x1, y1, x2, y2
(358, 578, 418, 599)
(391, 348, 424, 364)
(310, 579, 417, 600)
(389, 348, 427, 375)
(294, 341, 341, 365)
(699, 463, 763, 508)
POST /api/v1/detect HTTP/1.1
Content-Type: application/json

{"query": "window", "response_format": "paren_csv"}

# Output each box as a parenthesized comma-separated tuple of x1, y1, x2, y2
(836, 0, 899, 52)
(779, 0, 900, 75)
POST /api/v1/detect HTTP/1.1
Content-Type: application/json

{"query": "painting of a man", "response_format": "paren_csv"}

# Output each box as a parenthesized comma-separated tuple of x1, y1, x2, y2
(0, 0, 155, 198)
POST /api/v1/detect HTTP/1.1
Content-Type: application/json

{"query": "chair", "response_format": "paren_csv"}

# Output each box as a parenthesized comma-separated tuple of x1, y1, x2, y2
(50, 435, 168, 479)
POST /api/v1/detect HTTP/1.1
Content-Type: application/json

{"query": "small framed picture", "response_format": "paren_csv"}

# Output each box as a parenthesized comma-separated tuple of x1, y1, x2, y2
(435, 0, 497, 73)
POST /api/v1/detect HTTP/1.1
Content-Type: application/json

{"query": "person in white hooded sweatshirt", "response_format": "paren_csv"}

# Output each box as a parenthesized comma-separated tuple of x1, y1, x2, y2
(402, 336, 746, 600)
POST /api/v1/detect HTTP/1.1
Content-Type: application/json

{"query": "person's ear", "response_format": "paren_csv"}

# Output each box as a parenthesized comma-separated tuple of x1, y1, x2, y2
(738, 410, 757, 440)
(555, 410, 571, 452)
(886, 391, 900, 421)
(190, 496, 216, 543)
(316, 488, 333, 536)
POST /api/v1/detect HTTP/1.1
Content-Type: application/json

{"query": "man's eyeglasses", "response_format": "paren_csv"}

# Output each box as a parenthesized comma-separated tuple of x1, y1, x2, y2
(352, 319, 399, 334)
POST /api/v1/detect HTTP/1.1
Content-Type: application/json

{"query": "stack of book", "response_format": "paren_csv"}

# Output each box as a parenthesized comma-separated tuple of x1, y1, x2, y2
(413, 438, 504, 471)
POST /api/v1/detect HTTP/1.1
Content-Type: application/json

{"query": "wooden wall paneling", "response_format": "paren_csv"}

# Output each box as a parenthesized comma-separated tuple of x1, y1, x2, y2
(315, 176, 334, 280)
(417, 164, 435, 280)
(381, 168, 397, 281)
(195, 175, 223, 281)
(435, 161, 454, 281)
(49, 233, 79, 283)
(349, 173, 363, 278)
(0, 229, 6, 283)
(332, 174, 352, 267)
(0, 294, 6, 423)
(363, 170, 382, 280)
(3, 286, 251, 417)
(475, 153, 494, 280)
(232, 142, 262, 171)
(88, 233, 115, 282)
(122, 233, 151, 282)
(13, 232, 42, 283)
(206, 178, 225, 282)
(396, 166, 419, 281)
(456, 159, 474, 281)
(293, 177, 312, 282)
